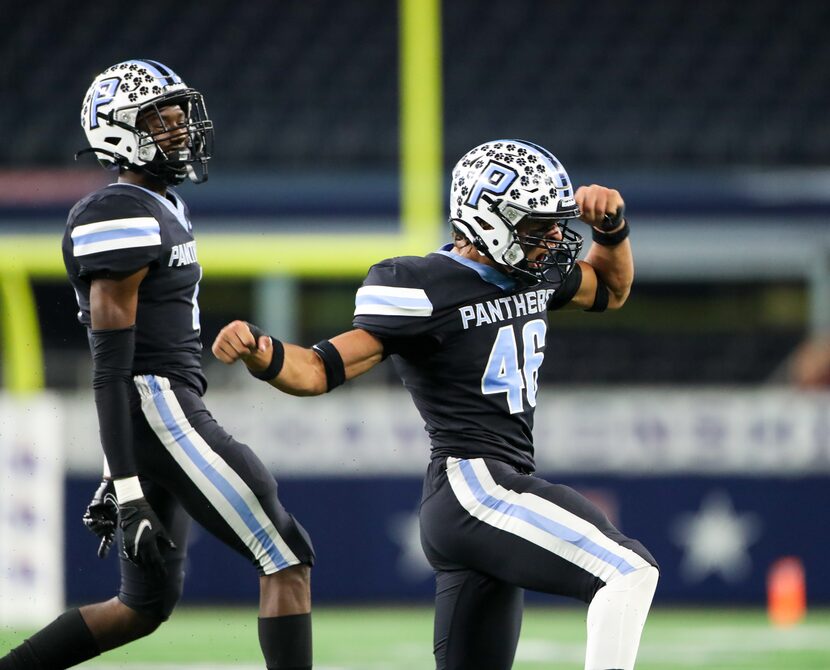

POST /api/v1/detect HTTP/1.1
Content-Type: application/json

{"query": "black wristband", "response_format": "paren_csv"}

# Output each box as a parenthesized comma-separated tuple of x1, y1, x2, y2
(311, 339, 346, 392)
(248, 337, 285, 381)
(592, 218, 630, 246)
(244, 322, 285, 381)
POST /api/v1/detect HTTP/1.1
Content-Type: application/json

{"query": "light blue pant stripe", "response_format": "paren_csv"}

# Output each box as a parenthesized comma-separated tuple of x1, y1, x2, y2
(458, 459, 636, 575)
(145, 375, 290, 570)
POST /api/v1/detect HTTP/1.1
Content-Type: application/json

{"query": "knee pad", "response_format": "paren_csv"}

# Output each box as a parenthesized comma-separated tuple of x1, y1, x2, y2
(119, 561, 186, 621)
(602, 564, 659, 596)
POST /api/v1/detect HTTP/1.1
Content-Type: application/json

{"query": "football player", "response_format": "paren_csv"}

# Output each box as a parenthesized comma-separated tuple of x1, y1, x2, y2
(213, 140, 659, 670)
(0, 61, 314, 670)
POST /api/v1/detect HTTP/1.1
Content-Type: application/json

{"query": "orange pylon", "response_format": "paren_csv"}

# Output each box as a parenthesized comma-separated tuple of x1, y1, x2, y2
(767, 556, 806, 626)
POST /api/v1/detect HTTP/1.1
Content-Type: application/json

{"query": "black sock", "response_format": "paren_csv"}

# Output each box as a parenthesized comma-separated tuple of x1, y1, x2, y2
(0, 608, 100, 670)
(258, 613, 312, 670)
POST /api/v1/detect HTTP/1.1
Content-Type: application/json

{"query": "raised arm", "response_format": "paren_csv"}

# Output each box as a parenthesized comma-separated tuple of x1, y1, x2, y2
(561, 184, 634, 311)
(211, 320, 385, 396)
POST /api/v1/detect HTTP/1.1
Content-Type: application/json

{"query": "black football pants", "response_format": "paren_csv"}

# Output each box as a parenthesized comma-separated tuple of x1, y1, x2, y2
(420, 456, 657, 670)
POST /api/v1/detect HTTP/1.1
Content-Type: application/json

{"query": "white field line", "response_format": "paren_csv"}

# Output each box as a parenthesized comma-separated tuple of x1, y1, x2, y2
(80, 625, 830, 668)
(515, 624, 830, 665)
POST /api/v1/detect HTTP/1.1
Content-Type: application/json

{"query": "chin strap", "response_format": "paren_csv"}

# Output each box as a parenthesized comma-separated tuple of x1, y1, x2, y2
(185, 160, 209, 184)
(74, 146, 127, 166)
(77, 144, 208, 186)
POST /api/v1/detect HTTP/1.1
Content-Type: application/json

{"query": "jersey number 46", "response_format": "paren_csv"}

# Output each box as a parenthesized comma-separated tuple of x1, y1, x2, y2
(481, 319, 546, 414)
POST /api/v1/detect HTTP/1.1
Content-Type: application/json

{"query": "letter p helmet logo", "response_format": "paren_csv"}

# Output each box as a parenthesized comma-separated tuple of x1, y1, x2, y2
(89, 77, 121, 129)
(467, 161, 518, 208)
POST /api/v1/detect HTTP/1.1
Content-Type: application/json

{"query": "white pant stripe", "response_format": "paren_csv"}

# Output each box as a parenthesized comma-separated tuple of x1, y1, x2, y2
(446, 457, 649, 582)
(134, 375, 299, 573)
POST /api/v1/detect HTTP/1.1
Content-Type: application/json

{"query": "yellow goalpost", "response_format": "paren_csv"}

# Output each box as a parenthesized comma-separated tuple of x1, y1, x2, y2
(0, 0, 443, 393)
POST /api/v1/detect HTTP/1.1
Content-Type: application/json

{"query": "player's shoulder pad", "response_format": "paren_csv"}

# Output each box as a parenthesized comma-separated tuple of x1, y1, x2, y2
(362, 255, 428, 287)
(355, 255, 434, 319)
(67, 185, 161, 262)
(68, 185, 157, 227)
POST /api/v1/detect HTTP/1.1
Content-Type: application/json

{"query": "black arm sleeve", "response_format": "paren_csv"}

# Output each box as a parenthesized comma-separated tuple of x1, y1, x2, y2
(90, 326, 136, 478)
(547, 263, 583, 311)
(586, 279, 610, 312)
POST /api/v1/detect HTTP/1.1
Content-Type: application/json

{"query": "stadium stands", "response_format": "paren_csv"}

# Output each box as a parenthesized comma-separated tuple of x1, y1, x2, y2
(2, 0, 828, 169)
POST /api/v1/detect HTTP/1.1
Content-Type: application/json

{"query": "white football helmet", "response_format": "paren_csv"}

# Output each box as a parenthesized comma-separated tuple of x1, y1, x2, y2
(79, 60, 213, 185)
(450, 139, 583, 286)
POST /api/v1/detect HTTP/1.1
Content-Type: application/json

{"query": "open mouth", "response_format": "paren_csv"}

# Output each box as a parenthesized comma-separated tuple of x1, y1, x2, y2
(524, 252, 549, 270)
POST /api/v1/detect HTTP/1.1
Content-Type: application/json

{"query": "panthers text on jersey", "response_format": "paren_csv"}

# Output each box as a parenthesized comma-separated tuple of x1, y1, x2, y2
(62, 182, 206, 392)
(353, 244, 581, 473)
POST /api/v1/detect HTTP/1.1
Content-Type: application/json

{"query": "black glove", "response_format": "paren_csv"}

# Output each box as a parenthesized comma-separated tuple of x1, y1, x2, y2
(82, 478, 118, 559)
(118, 498, 176, 577)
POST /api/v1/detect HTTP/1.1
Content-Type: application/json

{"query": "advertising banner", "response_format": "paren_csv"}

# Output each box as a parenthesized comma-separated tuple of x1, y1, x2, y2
(0, 395, 64, 626)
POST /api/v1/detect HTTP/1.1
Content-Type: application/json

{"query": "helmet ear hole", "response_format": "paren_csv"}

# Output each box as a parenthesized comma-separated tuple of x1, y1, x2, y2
(473, 216, 495, 231)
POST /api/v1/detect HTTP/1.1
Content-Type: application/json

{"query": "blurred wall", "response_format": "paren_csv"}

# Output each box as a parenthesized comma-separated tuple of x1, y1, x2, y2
(35, 388, 830, 606)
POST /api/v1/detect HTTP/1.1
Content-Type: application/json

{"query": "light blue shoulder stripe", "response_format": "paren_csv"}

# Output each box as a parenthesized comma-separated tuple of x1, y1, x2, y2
(73, 224, 160, 246)
(355, 292, 432, 309)
(435, 246, 519, 292)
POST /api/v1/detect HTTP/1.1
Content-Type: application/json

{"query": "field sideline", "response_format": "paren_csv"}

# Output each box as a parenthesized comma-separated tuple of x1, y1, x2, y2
(2, 606, 829, 669)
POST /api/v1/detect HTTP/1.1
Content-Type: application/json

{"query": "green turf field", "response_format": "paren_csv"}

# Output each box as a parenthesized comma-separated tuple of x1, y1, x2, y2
(2, 606, 829, 668)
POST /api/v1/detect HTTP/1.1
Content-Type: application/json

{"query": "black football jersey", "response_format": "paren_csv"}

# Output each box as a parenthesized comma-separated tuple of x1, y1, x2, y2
(353, 245, 579, 473)
(62, 183, 206, 392)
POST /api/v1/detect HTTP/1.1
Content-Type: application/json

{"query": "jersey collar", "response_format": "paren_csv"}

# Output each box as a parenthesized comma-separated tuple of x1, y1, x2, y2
(435, 244, 519, 292)
(111, 182, 191, 232)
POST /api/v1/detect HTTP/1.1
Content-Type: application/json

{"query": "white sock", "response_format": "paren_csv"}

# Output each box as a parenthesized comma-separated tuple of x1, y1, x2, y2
(584, 565, 659, 670)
